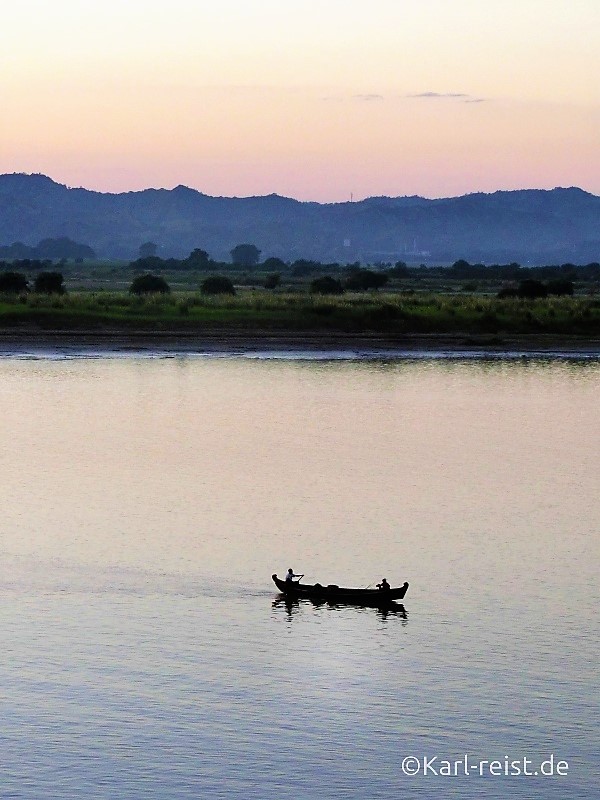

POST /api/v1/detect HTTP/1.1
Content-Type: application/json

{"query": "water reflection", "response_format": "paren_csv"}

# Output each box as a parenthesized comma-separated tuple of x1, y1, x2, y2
(272, 595, 408, 623)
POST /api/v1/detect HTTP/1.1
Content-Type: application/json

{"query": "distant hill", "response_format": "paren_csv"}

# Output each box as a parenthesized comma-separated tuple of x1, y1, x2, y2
(0, 173, 598, 264)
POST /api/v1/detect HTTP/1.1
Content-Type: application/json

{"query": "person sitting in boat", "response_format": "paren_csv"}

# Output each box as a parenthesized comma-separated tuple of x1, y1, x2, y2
(377, 578, 390, 592)
(286, 568, 302, 583)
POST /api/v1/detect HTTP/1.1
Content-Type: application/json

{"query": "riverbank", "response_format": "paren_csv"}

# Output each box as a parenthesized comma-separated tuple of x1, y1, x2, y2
(1, 327, 600, 356)
(2, 290, 600, 354)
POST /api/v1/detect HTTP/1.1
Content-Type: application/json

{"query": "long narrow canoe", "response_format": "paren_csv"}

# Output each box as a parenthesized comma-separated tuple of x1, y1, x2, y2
(272, 574, 409, 604)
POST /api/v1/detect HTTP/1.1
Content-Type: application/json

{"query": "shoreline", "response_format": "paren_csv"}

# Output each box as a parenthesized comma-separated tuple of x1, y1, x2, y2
(1, 328, 600, 356)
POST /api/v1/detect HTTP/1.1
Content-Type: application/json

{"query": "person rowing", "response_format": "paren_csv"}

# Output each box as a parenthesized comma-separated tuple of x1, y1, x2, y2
(285, 568, 303, 583)
(377, 578, 390, 592)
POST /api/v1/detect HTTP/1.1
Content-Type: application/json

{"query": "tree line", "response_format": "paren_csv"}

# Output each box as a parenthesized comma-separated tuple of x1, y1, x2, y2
(129, 242, 354, 275)
(0, 266, 390, 297)
(0, 237, 95, 261)
(444, 259, 600, 281)
(0, 236, 597, 279)
(130, 244, 600, 279)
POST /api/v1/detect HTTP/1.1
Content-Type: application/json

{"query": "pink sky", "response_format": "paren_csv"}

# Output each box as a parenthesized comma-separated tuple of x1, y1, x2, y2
(2, 0, 598, 200)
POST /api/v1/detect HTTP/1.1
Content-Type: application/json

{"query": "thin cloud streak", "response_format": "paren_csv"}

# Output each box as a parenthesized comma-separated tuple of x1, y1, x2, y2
(406, 91, 488, 104)
(408, 91, 469, 99)
(352, 93, 384, 101)
(321, 91, 488, 104)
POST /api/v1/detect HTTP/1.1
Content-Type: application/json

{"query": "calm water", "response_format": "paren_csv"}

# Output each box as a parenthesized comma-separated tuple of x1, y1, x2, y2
(0, 353, 597, 799)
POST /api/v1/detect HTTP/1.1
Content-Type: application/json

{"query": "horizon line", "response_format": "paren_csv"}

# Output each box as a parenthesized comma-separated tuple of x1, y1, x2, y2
(0, 171, 597, 204)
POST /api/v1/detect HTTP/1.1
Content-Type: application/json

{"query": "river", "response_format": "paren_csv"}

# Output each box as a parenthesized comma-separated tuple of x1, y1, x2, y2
(0, 352, 597, 799)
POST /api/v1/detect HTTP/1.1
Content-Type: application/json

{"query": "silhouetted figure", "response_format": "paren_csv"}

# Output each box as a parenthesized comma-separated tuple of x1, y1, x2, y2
(377, 578, 390, 592)
(286, 568, 302, 582)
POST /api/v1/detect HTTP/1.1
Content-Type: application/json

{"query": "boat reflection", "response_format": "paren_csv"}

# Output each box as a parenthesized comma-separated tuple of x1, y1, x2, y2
(272, 595, 408, 622)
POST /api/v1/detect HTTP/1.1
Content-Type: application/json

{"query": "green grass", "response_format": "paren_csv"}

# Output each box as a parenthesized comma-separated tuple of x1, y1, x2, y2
(1, 290, 600, 336)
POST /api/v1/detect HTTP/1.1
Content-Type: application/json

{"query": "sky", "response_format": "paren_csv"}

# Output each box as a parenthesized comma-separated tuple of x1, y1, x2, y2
(1, 0, 598, 200)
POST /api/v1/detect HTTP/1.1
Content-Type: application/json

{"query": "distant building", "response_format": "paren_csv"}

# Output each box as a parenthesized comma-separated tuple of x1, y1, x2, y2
(403, 239, 431, 258)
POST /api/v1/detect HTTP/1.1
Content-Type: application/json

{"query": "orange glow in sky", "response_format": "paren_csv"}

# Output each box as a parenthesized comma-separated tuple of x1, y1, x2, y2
(2, 0, 598, 200)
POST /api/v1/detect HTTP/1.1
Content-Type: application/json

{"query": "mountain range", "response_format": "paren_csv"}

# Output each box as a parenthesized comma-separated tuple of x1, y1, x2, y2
(0, 173, 598, 265)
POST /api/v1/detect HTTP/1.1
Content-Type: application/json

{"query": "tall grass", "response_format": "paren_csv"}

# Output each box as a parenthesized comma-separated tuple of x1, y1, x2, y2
(0, 289, 599, 335)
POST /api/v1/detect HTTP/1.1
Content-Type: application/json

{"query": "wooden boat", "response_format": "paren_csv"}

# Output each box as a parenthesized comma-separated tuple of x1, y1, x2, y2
(272, 574, 409, 604)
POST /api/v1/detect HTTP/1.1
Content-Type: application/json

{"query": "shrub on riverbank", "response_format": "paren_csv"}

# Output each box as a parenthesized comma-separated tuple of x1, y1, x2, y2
(0, 271, 29, 293)
(498, 278, 575, 299)
(130, 274, 170, 294)
(310, 276, 344, 295)
(34, 271, 65, 294)
(201, 276, 236, 295)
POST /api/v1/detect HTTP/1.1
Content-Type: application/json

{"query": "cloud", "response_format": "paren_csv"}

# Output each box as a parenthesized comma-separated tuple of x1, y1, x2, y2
(405, 92, 488, 104)
(408, 92, 469, 99)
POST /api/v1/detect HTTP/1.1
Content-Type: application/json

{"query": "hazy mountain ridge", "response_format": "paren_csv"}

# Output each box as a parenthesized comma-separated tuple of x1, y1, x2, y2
(0, 173, 598, 264)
